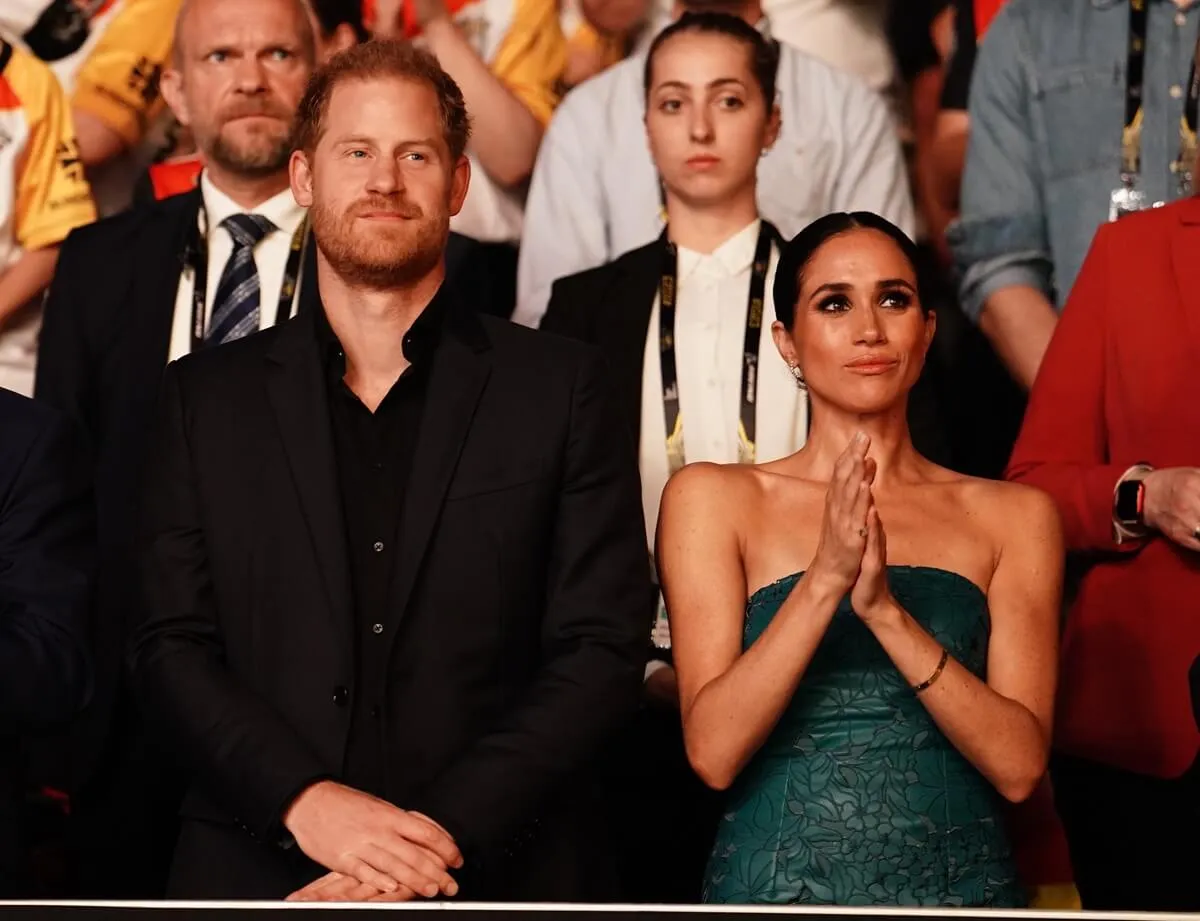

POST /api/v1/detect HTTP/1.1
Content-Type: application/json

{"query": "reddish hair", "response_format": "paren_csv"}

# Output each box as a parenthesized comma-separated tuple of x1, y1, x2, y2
(293, 39, 471, 159)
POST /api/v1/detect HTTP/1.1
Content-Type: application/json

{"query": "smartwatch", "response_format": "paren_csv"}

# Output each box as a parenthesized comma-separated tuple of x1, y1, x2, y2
(1115, 469, 1150, 529)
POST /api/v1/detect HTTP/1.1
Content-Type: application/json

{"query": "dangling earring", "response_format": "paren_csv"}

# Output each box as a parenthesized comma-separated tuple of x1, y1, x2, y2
(789, 363, 807, 391)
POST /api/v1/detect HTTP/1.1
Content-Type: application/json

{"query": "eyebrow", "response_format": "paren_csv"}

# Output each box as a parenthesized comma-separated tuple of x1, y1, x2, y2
(877, 277, 916, 291)
(808, 278, 916, 299)
(654, 77, 749, 92)
(809, 282, 852, 300)
(332, 136, 439, 149)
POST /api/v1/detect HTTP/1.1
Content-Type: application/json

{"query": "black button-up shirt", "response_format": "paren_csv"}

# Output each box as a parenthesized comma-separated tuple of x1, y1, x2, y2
(317, 294, 446, 798)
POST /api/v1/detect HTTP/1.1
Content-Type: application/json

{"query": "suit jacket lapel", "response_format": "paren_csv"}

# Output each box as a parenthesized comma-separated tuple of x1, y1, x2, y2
(387, 306, 491, 642)
(130, 189, 200, 368)
(595, 244, 661, 447)
(265, 313, 353, 641)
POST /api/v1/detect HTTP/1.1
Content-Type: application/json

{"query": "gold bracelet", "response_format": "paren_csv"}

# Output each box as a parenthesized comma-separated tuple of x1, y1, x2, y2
(912, 648, 950, 694)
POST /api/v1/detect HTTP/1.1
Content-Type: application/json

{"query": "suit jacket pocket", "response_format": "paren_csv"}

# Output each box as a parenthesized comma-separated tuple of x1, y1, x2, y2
(445, 458, 550, 502)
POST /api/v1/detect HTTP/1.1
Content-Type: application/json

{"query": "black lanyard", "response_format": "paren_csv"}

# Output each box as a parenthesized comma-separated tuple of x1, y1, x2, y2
(188, 206, 308, 353)
(1122, 0, 1200, 192)
(658, 222, 776, 476)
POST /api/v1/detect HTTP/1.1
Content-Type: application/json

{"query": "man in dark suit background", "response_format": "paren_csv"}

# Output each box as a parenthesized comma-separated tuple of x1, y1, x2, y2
(0, 388, 92, 895)
(130, 39, 649, 901)
(32, 0, 320, 897)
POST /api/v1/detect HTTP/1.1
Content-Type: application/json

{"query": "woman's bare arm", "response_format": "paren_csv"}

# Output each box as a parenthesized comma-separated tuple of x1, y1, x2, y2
(659, 437, 874, 790)
(859, 483, 1062, 802)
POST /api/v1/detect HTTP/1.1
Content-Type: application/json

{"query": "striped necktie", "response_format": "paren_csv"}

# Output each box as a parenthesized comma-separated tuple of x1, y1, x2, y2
(206, 213, 276, 346)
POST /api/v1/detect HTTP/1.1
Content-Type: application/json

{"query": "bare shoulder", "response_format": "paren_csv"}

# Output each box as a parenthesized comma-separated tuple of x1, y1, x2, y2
(661, 461, 762, 517)
(955, 476, 1064, 553)
(659, 462, 768, 545)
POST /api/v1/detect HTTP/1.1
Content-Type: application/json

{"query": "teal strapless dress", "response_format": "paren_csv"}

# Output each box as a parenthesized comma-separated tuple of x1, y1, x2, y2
(702, 566, 1024, 907)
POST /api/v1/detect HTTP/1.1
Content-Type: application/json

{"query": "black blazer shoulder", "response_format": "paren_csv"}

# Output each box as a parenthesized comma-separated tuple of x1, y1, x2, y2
(62, 187, 199, 267)
(50, 189, 199, 340)
(541, 240, 661, 342)
(0, 387, 65, 467)
(540, 242, 662, 446)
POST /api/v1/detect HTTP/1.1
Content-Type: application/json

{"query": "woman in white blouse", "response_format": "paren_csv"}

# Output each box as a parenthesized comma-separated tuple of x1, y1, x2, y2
(539, 11, 798, 903)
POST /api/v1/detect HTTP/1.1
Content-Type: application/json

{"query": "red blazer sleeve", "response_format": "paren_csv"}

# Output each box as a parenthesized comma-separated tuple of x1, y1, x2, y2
(1006, 222, 1140, 554)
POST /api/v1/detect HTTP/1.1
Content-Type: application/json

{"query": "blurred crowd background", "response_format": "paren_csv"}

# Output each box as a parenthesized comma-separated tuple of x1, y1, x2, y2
(3, 0, 1199, 911)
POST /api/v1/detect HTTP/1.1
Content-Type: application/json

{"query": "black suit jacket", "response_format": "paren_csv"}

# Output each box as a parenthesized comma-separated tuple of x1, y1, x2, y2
(129, 299, 651, 899)
(541, 240, 953, 472)
(34, 188, 321, 792)
(0, 388, 93, 891)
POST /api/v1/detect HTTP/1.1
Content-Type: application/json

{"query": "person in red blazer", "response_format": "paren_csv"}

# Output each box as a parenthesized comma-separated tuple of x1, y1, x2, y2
(1006, 196, 1200, 911)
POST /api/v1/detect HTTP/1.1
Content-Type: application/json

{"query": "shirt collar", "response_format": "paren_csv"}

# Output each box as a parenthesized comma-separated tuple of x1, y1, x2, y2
(676, 219, 762, 282)
(199, 170, 307, 238)
(315, 285, 450, 381)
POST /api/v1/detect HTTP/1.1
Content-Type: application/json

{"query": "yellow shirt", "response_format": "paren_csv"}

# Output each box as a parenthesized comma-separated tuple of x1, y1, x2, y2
(418, 0, 625, 127)
(0, 38, 96, 395)
(0, 39, 96, 267)
(429, 0, 626, 242)
(70, 0, 182, 149)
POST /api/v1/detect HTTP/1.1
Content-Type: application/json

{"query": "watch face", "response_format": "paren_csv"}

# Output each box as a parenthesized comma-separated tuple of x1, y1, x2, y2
(1117, 479, 1143, 523)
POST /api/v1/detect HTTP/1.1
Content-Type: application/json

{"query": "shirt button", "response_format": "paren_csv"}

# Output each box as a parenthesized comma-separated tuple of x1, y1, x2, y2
(370, 705, 381, 719)
(1177, 11, 1187, 26)
(372, 623, 384, 635)
(332, 686, 350, 707)
(1171, 84, 1184, 99)
(373, 540, 384, 552)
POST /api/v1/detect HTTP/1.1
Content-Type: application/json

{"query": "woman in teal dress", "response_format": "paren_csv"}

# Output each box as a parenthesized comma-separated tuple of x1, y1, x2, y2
(656, 212, 1063, 907)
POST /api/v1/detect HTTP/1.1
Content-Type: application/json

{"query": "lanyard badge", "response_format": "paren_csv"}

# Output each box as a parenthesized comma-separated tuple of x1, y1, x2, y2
(649, 222, 777, 651)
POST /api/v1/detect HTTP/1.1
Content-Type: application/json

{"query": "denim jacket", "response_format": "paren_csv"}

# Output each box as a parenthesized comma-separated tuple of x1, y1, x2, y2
(949, 0, 1200, 320)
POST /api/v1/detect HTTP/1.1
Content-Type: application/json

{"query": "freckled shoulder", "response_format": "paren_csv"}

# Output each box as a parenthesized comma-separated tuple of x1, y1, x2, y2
(954, 475, 1063, 559)
(660, 462, 764, 532)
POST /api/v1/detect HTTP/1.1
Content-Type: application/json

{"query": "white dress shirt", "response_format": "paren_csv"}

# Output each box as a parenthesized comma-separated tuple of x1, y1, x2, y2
(638, 220, 808, 549)
(167, 173, 308, 362)
(760, 0, 895, 95)
(514, 40, 914, 329)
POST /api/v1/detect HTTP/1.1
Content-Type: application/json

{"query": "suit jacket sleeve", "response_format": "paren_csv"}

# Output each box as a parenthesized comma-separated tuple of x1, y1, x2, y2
(413, 349, 649, 864)
(130, 363, 330, 841)
(34, 230, 94, 430)
(537, 277, 587, 339)
(0, 408, 93, 728)
(1005, 222, 1134, 553)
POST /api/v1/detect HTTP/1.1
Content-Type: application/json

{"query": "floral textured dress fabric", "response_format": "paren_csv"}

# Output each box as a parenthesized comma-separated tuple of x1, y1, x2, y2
(702, 566, 1024, 907)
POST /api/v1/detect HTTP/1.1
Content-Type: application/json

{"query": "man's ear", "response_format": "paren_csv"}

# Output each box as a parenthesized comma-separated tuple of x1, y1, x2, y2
(290, 149, 314, 207)
(449, 154, 471, 216)
(160, 68, 190, 127)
